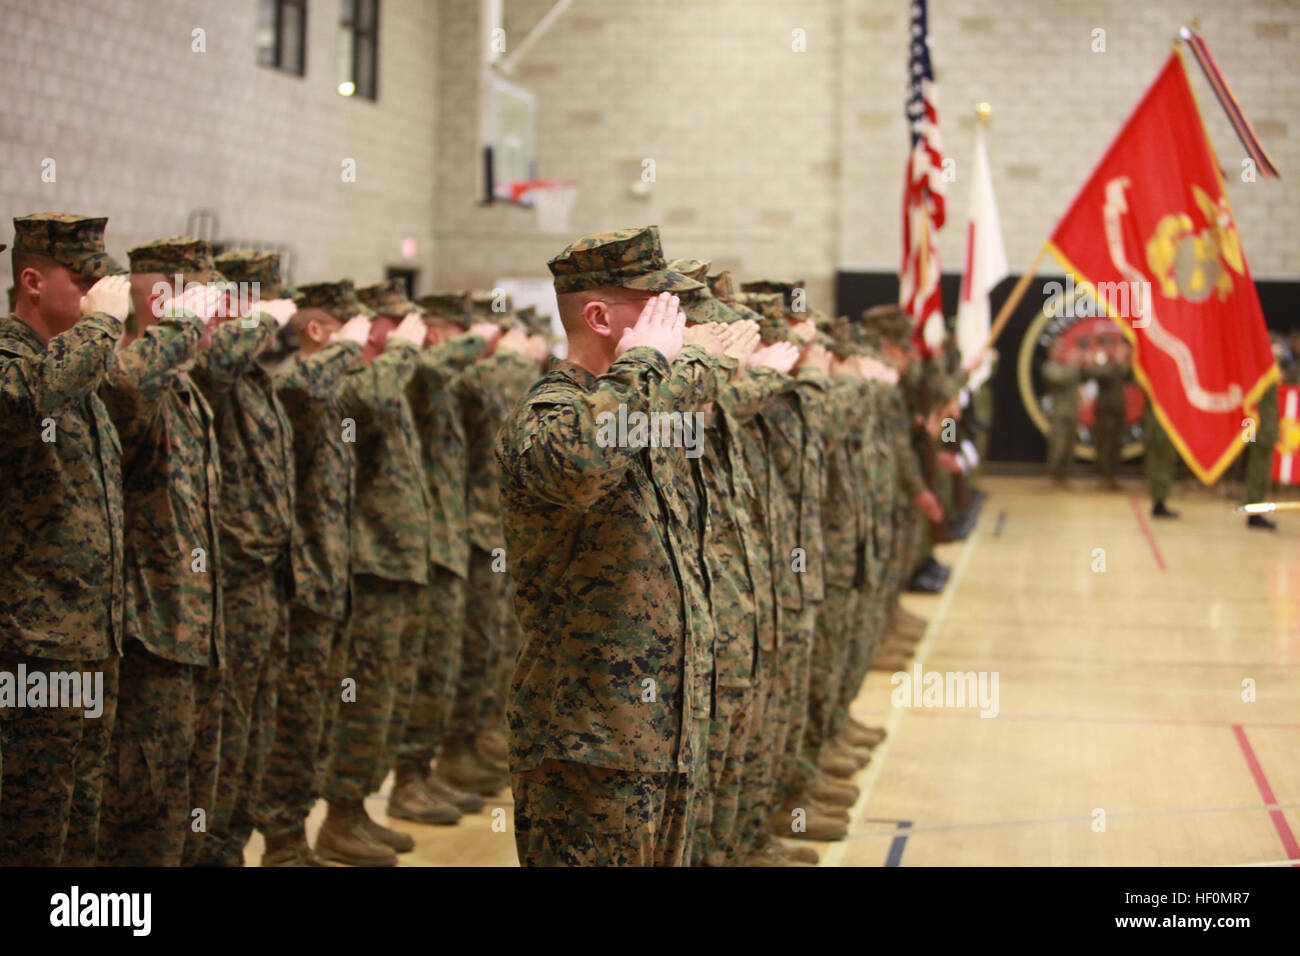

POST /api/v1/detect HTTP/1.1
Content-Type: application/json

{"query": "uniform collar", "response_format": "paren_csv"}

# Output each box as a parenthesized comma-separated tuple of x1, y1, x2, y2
(547, 356, 597, 389)
(2, 313, 46, 351)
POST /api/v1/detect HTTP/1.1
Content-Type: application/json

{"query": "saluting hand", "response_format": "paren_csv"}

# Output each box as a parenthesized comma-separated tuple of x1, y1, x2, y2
(747, 341, 799, 375)
(391, 311, 427, 347)
(254, 298, 298, 327)
(616, 292, 685, 364)
(682, 321, 727, 358)
(331, 314, 371, 347)
(723, 321, 761, 363)
(80, 275, 131, 323)
(465, 321, 503, 352)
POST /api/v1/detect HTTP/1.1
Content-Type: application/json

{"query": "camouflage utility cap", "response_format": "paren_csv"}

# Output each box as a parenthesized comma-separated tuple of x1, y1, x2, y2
(12, 213, 126, 278)
(294, 279, 374, 320)
(214, 250, 287, 297)
(667, 259, 744, 325)
(733, 291, 789, 344)
(548, 226, 702, 295)
(472, 289, 522, 330)
(862, 304, 913, 344)
(128, 236, 224, 284)
(708, 270, 739, 299)
(416, 292, 472, 328)
(358, 278, 421, 318)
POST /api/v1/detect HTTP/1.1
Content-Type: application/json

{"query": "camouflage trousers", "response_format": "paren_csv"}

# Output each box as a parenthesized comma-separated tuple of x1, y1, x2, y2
(325, 575, 425, 802)
(0, 653, 119, 866)
(256, 604, 349, 840)
(805, 585, 861, 769)
(737, 639, 780, 853)
(774, 604, 818, 802)
(1244, 384, 1279, 504)
(99, 641, 221, 866)
(483, 575, 523, 732)
(186, 568, 290, 865)
(512, 758, 695, 867)
(833, 590, 887, 737)
(446, 547, 507, 740)
(1046, 415, 1077, 482)
(1094, 409, 1125, 485)
(690, 684, 755, 866)
(1143, 405, 1178, 504)
(396, 566, 467, 773)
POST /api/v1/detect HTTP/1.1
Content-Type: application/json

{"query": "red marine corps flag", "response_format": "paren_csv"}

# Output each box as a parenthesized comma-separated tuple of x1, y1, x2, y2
(1046, 49, 1278, 483)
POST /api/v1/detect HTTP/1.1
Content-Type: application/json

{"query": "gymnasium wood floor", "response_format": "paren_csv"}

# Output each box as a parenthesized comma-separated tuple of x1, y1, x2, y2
(244, 474, 1300, 867)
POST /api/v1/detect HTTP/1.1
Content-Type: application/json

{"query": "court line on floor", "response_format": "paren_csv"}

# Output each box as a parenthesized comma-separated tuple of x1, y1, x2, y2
(842, 800, 1300, 841)
(821, 518, 985, 867)
(992, 510, 1006, 537)
(848, 707, 1300, 731)
(1231, 724, 1300, 861)
(1128, 495, 1167, 570)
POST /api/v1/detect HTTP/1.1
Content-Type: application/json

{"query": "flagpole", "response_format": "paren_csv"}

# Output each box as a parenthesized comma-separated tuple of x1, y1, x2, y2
(974, 241, 1049, 364)
(928, 241, 1049, 435)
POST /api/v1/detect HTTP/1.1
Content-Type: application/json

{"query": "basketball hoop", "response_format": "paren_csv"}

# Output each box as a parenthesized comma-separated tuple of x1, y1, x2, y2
(496, 179, 579, 234)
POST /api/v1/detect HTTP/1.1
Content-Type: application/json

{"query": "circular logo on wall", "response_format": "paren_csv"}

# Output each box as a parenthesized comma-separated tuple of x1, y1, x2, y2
(1017, 288, 1147, 460)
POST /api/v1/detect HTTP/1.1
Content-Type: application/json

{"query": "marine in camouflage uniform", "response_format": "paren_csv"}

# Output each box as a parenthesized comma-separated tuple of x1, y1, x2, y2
(870, 307, 930, 673)
(709, 274, 788, 863)
(256, 275, 364, 865)
(355, 283, 492, 825)
(737, 285, 830, 845)
(801, 339, 872, 825)
(498, 227, 712, 866)
(1042, 344, 1083, 485)
(1086, 336, 1131, 491)
(1243, 381, 1280, 523)
(1143, 399, 1179, 517)
(483, 303, 554, 758)
(317, 285, 432, 866)
(441, 295, 537, 796)
(160, 240, 295, 867)
(834, 322, 895, 747)
(0, 214, 126, 866)
(96, 238, 226, 867)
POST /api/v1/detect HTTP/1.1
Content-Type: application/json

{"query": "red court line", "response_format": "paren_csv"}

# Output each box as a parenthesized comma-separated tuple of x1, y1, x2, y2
(854, 707, 1300, 731)
(1128, 495, 1167, 570)
(1231, 724, 1300, 861)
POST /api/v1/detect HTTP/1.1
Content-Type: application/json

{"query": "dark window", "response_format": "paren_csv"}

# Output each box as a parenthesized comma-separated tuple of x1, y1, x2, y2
(385, 267, 418, 300)
(338, 0, 380, 100)
(256, 0, 307, 76)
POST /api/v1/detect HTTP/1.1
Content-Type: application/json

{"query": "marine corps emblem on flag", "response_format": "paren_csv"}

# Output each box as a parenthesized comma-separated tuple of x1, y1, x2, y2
(1047, 51, 1278, 483)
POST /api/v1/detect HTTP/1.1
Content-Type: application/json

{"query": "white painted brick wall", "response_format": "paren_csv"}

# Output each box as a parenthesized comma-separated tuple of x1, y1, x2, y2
(0, 0, 438, 290)
(4, 1, 1295, 309)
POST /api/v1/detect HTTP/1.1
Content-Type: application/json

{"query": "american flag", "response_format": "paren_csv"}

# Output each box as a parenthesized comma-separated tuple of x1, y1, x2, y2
(900, 0, 946, 355)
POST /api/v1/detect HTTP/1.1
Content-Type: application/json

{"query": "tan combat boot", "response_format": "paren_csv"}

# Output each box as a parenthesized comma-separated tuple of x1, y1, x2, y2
(388, 764, 461, 825)
(426, 768, 485, 814)
(818, 746, 860, 779)
(840, 720, 886, 748)
(810, 771, 859, 807)
(263, 827, 332, 867)
(315, 801, 398, 867)
(779, 841, 821, 864)
(769, 801, 849, 842)
(437, 735, 507, 797)
(743, 841, 814, 867)
(476, 728, 509, 765)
